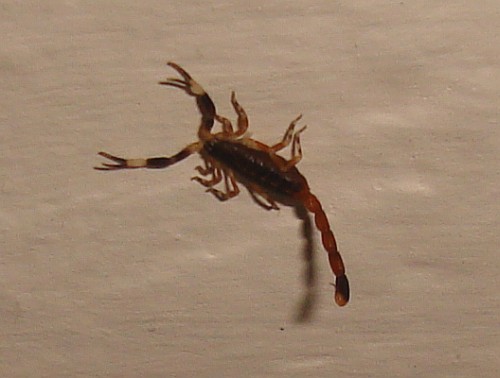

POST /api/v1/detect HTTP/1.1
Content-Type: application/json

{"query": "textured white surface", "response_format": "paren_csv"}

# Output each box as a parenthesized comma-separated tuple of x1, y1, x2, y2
(1, 1, 499, 377)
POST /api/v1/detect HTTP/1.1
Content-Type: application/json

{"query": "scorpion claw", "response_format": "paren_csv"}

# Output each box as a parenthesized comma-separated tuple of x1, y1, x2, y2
(158, 78, 188, 90)
(95, 152, 128, 170)
(167, 61, 193, 80)
(94, 164, 123, 171)
(98, 151, 125, 163)
(159, 62, 206, 97)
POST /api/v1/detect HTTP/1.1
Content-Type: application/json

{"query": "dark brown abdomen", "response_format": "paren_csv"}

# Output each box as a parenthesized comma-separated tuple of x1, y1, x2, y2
(203, 139, 308, 198)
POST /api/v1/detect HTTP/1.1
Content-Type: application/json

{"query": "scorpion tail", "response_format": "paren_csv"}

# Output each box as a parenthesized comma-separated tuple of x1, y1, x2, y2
(303, 192, 350, 306)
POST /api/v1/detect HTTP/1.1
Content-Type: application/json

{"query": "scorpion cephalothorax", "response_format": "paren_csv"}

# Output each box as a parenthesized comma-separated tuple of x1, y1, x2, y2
(96, 62, 349, 315)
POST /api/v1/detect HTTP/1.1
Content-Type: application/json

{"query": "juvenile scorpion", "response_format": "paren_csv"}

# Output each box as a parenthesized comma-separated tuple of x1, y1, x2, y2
(96, 62, 349, 313)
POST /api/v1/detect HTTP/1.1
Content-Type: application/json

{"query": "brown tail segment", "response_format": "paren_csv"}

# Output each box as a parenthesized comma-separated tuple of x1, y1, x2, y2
(303, 193, 350, 306)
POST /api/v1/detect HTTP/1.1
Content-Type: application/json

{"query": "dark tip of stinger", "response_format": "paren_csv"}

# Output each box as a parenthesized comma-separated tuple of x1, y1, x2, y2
(332, 275, 350, 306)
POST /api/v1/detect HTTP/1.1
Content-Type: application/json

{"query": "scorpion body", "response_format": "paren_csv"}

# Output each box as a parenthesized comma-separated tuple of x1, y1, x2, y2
(202, 139, 306, 201)
(96, 62, 349, 310)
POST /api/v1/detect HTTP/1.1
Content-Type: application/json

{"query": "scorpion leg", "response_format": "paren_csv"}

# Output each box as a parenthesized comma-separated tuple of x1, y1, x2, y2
(194, 158, 213, 176)
(192, 166, 222, 188)
(247, 185, 280, 211)
(213, 92, 247, 138)
(230, 92, 249, 137)
(215, 114, 234, 136)
(159, 62, 216, 138)
(284, 125, 307, 170)
(205, 170, 240, 201)
(95, 142, 201, 171)
(271, 114, 302, 153)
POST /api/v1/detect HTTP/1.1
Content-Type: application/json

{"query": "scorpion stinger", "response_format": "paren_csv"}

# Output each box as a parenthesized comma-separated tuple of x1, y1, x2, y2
(96, 62, 350, 316)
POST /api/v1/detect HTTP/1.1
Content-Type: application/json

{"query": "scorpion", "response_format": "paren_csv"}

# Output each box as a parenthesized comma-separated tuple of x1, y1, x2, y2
(96, 62, 349, 316)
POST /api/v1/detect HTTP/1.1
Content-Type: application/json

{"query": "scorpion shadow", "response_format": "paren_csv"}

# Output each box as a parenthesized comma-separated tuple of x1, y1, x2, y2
(294, 205, 318, 322)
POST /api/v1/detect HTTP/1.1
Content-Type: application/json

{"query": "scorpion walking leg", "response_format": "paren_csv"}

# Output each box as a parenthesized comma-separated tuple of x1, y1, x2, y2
(192, 164, 223, 188)
(95, 142, 202, 171)
(229, 92, 249, 137)
(194, 158, 214, 176)
(294, 204, 317, 322)
(246, 185, 280, 211)
(283, 125, 307, 170)
(214, 91, 248, 137)
(215, 114, 234, 136)
(271, 114, 302, 153)
(302, 192, 349, 306)
(159, 62, 216, 140)
(206, 170, 240, 201)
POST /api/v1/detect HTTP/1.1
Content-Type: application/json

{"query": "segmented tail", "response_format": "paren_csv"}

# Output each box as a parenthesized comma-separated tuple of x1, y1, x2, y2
(303, 193, 350, 306)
